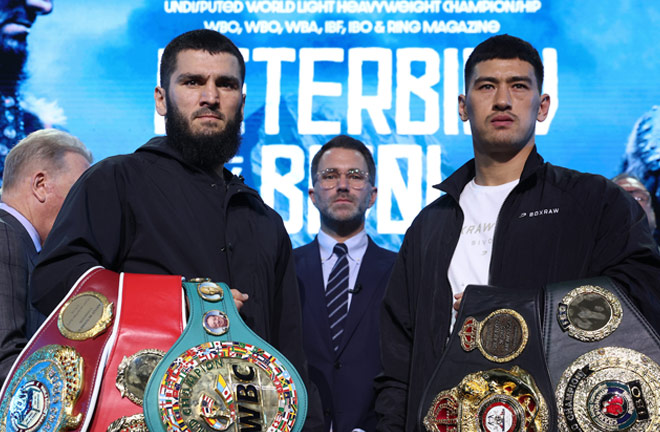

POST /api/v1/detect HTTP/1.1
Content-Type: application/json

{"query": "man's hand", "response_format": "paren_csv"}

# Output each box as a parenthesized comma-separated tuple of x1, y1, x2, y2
(231, 289, 249, 311)
(453, 292, 463, 312)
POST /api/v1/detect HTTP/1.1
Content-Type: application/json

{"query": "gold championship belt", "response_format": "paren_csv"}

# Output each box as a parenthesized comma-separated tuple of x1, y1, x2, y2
(0, 268, 120, 432)
(556, 347, 660, 431)
(143, 280, 307, 432)
(57, 291, 113, 341)
(459, 309, 529, 363)
(545, 278, 660, 431)
(106, 414, 148, 432)
(420, 285, 558, 431)
(556, 284, 623, 342)
(0, 345, 84, 432)
(423, 366, 549, 432)
(88, 273, 185, 432)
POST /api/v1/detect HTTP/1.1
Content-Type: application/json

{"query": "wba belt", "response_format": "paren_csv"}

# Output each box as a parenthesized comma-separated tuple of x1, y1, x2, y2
(88, 273, 186, 432)
(544, 276, 660, 431)
(419, 284, 555, 432)
(0, 267, 118, 432)
(143, 279, 308, 432)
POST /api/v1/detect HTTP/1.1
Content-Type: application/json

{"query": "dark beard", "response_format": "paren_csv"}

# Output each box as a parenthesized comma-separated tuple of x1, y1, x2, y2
(165, 100, 242, 172)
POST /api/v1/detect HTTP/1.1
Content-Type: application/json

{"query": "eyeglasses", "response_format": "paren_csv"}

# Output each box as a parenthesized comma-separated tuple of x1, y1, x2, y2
(316, 168, 370, 190)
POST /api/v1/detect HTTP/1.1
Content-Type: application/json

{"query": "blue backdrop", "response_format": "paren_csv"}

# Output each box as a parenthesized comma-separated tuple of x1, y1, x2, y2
(22, 1, 660, 250)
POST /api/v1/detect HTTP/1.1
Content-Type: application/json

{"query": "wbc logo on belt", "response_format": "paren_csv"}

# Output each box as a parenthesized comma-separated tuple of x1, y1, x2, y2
(156, 341, 299, 432)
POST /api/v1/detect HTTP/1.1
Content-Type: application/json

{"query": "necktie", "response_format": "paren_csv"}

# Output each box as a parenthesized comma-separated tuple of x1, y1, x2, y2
(326, 243, 349, 352)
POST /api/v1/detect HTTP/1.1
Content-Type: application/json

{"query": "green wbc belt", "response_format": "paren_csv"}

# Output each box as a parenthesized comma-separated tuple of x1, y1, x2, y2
(143, 279, 308, 432)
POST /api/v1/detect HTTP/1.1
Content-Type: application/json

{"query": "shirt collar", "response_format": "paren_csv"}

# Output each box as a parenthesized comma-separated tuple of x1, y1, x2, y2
(0, 202, 41, 252)
(317, 229, 368, 263)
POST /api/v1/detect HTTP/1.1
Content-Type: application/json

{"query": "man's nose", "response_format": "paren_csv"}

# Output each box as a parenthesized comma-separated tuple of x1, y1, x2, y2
(336, 174, 350, 190)
(26, 0, 53, 15)
(200, 82, 220, 106)
(493, 86, 512, 110)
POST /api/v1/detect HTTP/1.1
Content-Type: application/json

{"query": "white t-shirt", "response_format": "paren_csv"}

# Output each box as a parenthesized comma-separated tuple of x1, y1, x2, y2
(447, 178, 518, 330)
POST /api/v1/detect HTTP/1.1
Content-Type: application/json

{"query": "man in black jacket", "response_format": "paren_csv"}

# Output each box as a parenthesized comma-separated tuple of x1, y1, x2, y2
(375, 34, 660, 431)
(31, 29, 322, 430)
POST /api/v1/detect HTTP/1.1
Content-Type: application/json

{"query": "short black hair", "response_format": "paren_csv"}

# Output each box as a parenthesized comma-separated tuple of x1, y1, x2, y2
(464, 34, 544, 93)
(311, 135, 376, 186)
(160, 29, 245, 92)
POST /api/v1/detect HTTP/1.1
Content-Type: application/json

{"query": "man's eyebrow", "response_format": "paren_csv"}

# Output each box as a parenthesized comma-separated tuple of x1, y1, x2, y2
(507, 76, 533, 84)
(175, 72, 242, 86)
(472, 76, 533, 86)
(473, 76, 498, 86)
(176, 72, 204, 82)
(216, 75, 241, 84)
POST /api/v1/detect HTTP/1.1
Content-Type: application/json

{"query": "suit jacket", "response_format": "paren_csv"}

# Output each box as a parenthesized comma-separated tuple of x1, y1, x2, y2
(295, 236, 396, 432)
(0, 209, 38, 386)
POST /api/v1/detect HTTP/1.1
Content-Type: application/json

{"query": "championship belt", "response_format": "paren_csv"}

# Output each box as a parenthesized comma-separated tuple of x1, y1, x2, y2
(419, 284, 556, 431)
(544, 277, 660, 431)
(0, 267, 119, 432)
(423, 366, 549, 432)
(88, 273, 186, 432)
(143, 279, 308, 432)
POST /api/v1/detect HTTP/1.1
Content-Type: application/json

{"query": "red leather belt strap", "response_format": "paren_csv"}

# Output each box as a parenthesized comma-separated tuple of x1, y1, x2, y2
(89, 273, 184, 432)
(0, 267, 120, 432)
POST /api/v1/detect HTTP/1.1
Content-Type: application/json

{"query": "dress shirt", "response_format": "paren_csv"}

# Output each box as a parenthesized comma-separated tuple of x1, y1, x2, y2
(317, 229, 368, 310)
(0, 203, 41, 251)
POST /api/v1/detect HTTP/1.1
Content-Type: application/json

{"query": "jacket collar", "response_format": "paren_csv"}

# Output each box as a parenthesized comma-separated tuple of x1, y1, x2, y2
(135, 136, 261, 200)
(436, 145, 545, 200)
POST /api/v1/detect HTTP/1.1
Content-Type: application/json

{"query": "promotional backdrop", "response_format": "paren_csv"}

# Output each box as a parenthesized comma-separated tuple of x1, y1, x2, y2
(22, 1, 660, 250)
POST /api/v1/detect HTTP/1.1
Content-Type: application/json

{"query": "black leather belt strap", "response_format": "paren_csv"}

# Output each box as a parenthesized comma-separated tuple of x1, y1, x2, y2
(418, 284, 557, 431)
(543, 276, 660, 388)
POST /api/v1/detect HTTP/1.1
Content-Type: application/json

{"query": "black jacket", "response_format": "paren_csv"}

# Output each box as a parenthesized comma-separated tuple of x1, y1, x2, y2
(31, 136, 323, 430)
(375, 147, 660, 431)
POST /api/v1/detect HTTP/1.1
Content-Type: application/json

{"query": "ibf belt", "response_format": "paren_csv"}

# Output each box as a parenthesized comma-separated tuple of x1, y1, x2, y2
(418, 285, 557, 431)
(88, 273, 186, 432)
(423, 366, 550, 432)
(0, 267, 119, 432)
(556, 347, 660, 431)
(143, 279, 308, 432)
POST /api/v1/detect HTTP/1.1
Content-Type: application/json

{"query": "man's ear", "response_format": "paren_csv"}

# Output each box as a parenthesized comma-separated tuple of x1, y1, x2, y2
(458, 94, 469, 122)
(32, 172, 48, 203)
(308, 188, 317, 208)
(368, 187, 377, 209)
(155, 86, 167, 116)
(537, 94, 551, 122)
